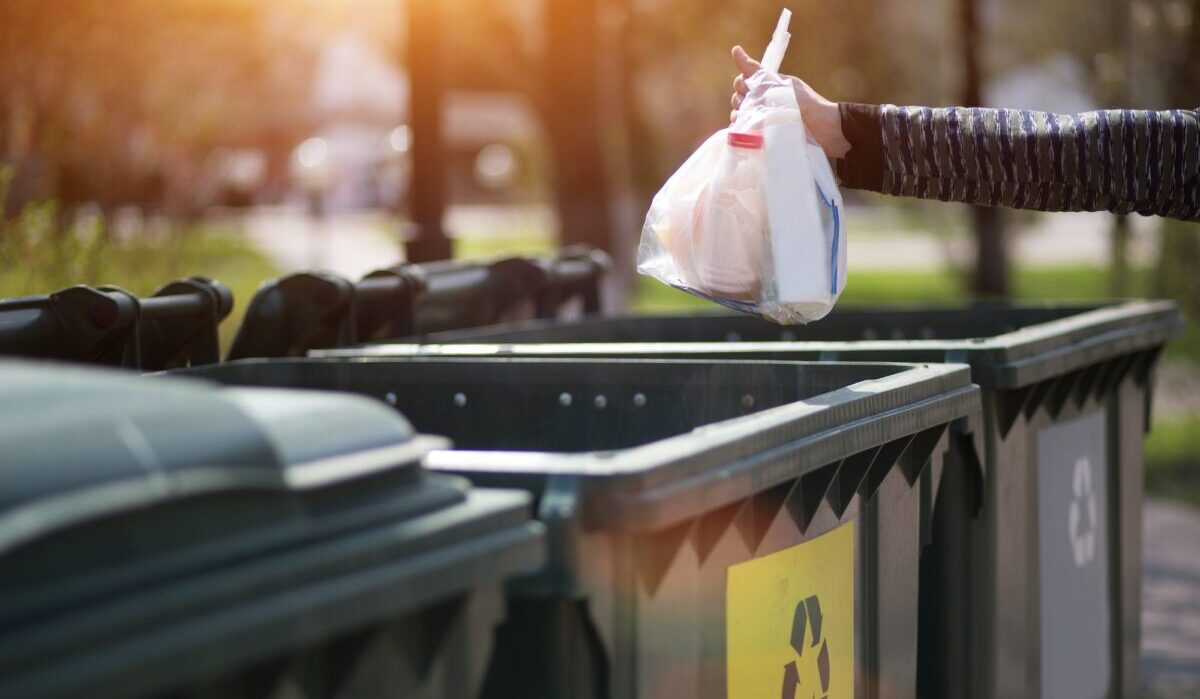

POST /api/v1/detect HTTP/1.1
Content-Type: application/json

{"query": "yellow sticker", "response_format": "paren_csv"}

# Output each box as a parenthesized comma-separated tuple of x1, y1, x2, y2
(727, 520, 855, 699)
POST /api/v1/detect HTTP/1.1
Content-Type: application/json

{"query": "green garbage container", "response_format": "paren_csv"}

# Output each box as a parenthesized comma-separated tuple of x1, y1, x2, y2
(316, 300, 1184, 699)
(0, 360, 544, 699)
(171, 356, 981, 699)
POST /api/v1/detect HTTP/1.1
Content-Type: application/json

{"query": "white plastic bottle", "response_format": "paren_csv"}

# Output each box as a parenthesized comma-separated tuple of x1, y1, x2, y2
(695, 130, 768, 300)
(691, 10, 791, 301)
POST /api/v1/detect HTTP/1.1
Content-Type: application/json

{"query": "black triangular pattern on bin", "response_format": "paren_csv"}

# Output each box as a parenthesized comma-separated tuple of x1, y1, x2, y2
(900, 424, 948, 486)
(1132, 346, 1164, 388)
(1088, 357, 1118, 403)
(734, 480, 794, 555)
(691, 500, 743, 565)
(827, 447, 879, 518)
(208, 658, 287, 699)
(1104, 353, 1138, 394)
(268, 673, 313, 699)
(864, 434, 917, 500)
(1099, 355, 1132, 401)
(953, 429, 987, 515)
(318, 628, 376, 698)
(1124, 350, 1151, 388)
(1072, 362, 1102, 409)
(1033, 375, 1065, 420)
(1046, 369, 1083, 418)
(785, 462, 840, 534)
(1023, 377, 1055, 419)
(403, 596, 465, 681)
(637, 518, 694, 597)
(996, 384, 1033, 438)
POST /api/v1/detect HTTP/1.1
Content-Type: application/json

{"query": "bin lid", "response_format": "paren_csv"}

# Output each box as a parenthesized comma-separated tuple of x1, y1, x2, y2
(0, 360, 448, 620)
(0, 361, 543, 699)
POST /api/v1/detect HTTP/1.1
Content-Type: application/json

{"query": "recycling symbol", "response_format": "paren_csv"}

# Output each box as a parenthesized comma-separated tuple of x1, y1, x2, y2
(781, 595, 830, 699)
(1068, 456, 1097, 567)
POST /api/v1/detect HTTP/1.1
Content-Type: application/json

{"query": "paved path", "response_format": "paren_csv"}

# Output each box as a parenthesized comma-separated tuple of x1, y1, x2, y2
(238, 206, 403, 280)
(847, 208, 1161, 270)
(1143, 500, 1200, 698)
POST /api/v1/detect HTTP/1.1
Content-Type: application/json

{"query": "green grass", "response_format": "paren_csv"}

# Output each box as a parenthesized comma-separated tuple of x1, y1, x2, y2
(1146, 414, 1200, 509)
(632, 264, 1200, 362)
(0, 219, 278, 355)
(634, 264, 1156, 308)
(451, 234, 556, 261)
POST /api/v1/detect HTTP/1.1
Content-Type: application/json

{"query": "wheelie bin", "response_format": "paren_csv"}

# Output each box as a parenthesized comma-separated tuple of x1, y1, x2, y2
(170, 355, 981, 699)
(0, 360, 544, 699)
(317, 300, 1184, 699)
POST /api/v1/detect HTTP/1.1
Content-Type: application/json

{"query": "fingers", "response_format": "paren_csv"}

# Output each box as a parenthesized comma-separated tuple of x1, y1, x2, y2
(731, 45, 761, 78)
(730, 109, 738, 123)
(730, 46, 753, 116)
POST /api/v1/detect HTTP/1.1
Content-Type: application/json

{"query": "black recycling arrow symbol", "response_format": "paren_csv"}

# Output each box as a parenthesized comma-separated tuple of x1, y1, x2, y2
(781, 595, 831, 699)
(781, 661, 800, 699)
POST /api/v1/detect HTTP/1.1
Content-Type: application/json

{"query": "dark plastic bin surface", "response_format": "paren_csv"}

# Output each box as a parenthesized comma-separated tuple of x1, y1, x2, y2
(316, 300, 1183, 699)
(0, 361, 543, 699)
(172, 356, 980, 699)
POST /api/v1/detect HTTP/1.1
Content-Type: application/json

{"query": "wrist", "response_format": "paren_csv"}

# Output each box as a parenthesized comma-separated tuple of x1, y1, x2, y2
(808, 99, 852, 159)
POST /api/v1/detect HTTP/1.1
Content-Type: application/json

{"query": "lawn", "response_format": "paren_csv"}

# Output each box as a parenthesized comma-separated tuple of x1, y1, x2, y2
(0, 210, 278, 355)
(1146, 414, 1200, 509)
(632, 264, 1200, 364)
(632, 264, 1155, 308)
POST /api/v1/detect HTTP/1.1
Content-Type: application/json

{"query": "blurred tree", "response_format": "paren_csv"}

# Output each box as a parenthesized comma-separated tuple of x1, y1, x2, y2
(961, 0, 1008, 297)
(1153, 0, 1200, 324)
(542, 0, 613, 253)
(0, 1, 318, 215)
(987, 0, 1198, 298)
(404, 0, 451, 262)
(429, 0, 615, 255)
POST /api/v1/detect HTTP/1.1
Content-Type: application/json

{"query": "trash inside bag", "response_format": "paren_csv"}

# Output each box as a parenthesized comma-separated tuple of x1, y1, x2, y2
(636, 10, 846, 324)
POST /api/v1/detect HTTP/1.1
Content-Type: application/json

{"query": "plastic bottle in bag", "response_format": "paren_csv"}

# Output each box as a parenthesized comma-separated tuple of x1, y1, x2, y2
(695, 130, 768, 301)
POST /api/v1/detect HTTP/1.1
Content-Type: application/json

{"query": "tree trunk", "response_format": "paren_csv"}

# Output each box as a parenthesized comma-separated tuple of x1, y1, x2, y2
(1152, 0, 1200, 320)
(405, 0, 452, 263)
(960, 0, 1009, 297)
(1110, 214, 1130, 295)
(543, 0, 613, 253)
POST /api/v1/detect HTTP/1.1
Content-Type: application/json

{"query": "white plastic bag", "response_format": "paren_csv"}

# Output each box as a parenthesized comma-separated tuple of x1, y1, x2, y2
(636, 10, 846, 324)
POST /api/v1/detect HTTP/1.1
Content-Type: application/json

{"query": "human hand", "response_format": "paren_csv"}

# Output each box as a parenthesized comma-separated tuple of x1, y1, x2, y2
(730, 45, 851, 159)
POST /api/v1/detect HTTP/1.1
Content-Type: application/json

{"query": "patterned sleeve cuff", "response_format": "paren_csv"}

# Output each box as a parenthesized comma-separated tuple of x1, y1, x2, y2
(835, 102, 884, 192)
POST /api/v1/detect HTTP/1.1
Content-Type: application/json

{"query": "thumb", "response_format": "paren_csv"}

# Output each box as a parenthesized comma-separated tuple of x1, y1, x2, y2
(731, 45, 761, 78)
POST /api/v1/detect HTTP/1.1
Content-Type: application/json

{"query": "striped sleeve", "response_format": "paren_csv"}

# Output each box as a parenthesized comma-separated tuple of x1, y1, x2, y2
(836, 104, 1200, 222)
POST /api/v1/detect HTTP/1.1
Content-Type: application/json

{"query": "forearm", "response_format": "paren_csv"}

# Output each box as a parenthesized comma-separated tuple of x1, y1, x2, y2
(835, 103, 1200, 222)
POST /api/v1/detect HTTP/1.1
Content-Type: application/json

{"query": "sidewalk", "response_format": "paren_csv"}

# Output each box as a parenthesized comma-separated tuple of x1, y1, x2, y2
(237, 206, 403, 280)
(1143, 500, 1200, 698)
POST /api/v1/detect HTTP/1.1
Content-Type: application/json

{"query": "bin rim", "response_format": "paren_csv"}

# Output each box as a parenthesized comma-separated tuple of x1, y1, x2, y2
(313, 299, 1182, 389)
(411, 361, 980, 532)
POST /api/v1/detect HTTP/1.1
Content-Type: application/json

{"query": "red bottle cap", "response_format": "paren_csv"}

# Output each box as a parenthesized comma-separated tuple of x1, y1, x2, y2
(727, 131, 764, 149)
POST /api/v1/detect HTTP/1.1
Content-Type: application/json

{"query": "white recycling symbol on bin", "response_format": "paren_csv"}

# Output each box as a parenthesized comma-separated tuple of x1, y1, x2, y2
(1068, 456, 1097, 567)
